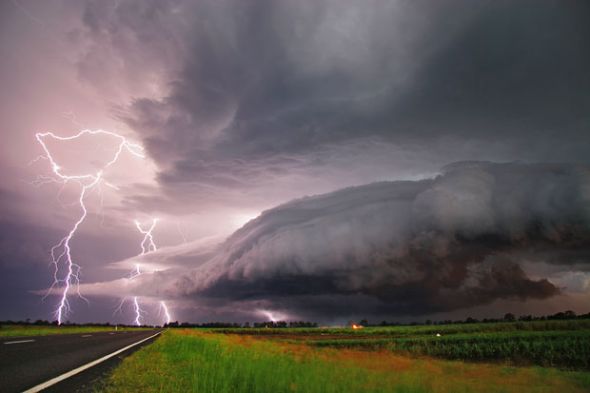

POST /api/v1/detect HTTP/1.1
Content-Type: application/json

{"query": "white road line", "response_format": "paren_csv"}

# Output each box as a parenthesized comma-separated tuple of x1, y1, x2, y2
(109, 332, 115, 335)
(3, 339, 36, 345)
(81, 335, 92, 337)
(22, 331, 162, 393)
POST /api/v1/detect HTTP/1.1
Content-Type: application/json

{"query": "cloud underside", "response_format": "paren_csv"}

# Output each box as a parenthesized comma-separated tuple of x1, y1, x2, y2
(79, 162, 590, 319)
(98, 0, 590, 212)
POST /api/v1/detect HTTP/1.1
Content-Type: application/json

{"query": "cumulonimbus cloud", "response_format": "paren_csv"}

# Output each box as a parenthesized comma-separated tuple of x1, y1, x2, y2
(78, 161, 590, 319)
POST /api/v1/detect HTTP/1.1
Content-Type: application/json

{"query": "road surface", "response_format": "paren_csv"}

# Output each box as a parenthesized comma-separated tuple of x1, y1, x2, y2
(0, 329, 161, 392)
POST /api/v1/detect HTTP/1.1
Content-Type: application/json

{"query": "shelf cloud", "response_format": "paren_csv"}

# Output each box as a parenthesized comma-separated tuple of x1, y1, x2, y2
(79, 161, 589, 320)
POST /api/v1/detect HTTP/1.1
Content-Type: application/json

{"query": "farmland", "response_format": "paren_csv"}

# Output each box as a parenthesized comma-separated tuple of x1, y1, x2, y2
(215, 320, 590, 370)
(101, 320, 590, 392)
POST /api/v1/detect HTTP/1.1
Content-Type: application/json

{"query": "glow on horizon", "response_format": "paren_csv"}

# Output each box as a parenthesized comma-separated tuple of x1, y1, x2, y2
(257, 309, 288, 323)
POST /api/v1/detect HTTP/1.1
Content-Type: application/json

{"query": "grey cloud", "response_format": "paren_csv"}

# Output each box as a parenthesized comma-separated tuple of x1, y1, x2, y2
(109, 0, 590, 213)
(0, 220, 59, 270)
(111, 162, 588, 319)
(71, 0, 189, 100)
(109, 1, 484, 209)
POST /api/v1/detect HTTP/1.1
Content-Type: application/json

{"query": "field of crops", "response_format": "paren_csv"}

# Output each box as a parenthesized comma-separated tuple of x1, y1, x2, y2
(310, 331, 590, 370)
(216, 320, 590, 370)
(102, 320, 590, 392)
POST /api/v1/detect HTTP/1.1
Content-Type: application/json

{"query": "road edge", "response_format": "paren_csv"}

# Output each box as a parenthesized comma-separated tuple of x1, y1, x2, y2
(22, 330, 163, 393)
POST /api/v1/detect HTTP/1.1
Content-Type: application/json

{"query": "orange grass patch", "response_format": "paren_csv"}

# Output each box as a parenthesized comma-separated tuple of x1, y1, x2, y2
(207, 330, 589, 393)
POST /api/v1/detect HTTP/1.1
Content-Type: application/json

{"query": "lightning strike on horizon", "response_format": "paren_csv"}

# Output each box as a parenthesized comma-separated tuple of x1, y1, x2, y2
(258, 309, 288, 323)
(127, 218, 159, 326)
(128, 265, 144, 326)
(132, 296, 144, 326)
(114, 263, 145, 325)
(159, 301, 172, 325)
(133, 219, 173, 326)
(35, 130, 144, 325)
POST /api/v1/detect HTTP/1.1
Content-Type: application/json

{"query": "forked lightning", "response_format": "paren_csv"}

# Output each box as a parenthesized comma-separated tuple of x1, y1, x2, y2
(35, 130, 143, 324)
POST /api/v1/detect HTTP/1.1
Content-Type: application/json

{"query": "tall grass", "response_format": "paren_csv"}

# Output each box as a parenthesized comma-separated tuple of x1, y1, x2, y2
(104, 331, 429, 393)
(102, 330, 590, 393)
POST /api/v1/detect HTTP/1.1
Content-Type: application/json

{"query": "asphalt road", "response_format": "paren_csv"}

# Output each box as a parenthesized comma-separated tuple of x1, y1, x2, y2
(0, 329, 162, 393)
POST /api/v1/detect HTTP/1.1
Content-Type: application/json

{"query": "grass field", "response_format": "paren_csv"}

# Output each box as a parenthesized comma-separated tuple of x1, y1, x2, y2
(0, 324, 146, 337)
(102, 323, 590, 393)
(216, 320, 590, 370)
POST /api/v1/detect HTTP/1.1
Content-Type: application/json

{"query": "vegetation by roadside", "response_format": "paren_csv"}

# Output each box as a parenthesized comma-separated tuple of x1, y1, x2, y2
(101, 329, 590, 393)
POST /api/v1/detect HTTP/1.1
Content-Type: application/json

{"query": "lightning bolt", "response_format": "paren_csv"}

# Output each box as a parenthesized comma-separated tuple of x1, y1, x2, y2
(128, 218, 158, 326)
(135, 218, 158, 254)
(34, 130, 144, 324)
(128, 264, 142, 280)
(159, 301, 172, 326)
(132, 296, 145, 326)
(130, 219, 173, 326)
(258, 309, 288, 323)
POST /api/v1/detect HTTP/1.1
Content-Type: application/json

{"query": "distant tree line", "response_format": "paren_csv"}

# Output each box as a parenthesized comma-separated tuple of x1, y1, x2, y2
(165, 321, 318, 328)
(0, 319, 151, 327)
(1, 310, 588, 328)
(369, 310, 590, 327)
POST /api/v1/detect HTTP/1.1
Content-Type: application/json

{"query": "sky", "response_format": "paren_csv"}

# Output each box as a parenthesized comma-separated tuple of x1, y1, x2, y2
(0, 0, 589, 325)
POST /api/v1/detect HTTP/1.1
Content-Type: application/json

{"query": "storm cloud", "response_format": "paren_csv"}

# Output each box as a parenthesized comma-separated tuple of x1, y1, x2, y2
(2, 0, 590, 323)
(113, 0, 590, 211)
(81, 161, 588, 320)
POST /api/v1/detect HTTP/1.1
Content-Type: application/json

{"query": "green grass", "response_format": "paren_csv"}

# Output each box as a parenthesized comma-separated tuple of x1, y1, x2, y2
(104, 331, 426, 393)
(0, 324, 146, 337)
(101, 330, 590, 393)
(213, 320, 590, 370)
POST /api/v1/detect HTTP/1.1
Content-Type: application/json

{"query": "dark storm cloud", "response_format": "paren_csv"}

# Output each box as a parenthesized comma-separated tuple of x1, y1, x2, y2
(391, 1, 590, 149)
(0, 220, 60, 270)
(3, 0, 589, 323)
(112, 0, 484, 204)
(106, 0, 590, 210)
(111, 162, 589, 318)
(0, 216, 72, 320)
